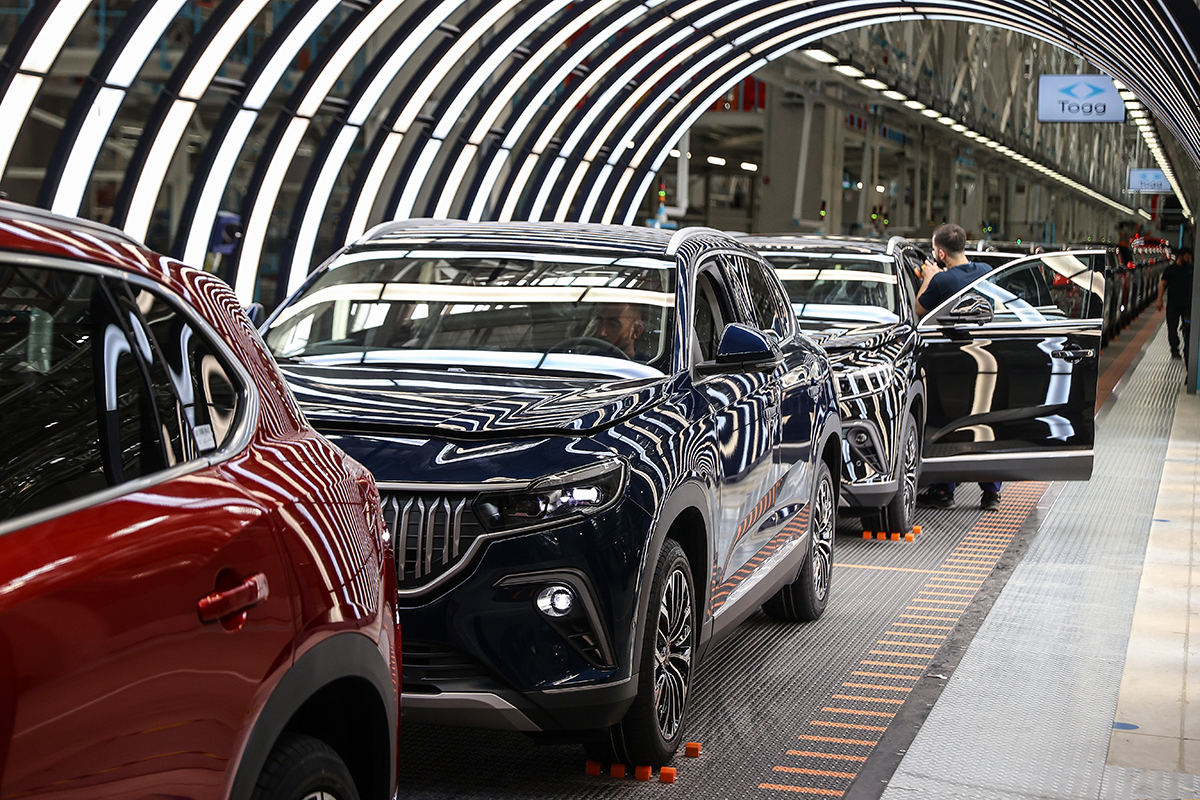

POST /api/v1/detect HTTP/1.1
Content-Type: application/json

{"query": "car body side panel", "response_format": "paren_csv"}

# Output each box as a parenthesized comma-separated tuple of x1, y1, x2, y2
(0, 471, 294, 800)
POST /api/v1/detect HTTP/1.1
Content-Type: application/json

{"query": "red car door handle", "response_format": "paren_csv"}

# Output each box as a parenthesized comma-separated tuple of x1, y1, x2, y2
(198, 573, 269, 623)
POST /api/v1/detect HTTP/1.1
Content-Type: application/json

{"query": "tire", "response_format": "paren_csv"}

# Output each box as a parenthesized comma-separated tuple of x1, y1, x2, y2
(586, 539, 695, 767)
(866, 412, 920, 534)
(762, 458, 835, 622)
(250, 733, 361, 800)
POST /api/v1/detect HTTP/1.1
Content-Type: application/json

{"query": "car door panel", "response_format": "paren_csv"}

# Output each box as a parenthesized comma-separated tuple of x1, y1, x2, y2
(0, 469, 295, 800)
(919, 253, 1102, 482)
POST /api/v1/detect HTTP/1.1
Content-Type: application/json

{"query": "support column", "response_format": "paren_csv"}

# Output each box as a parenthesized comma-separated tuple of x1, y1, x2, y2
(791, 98, 815, 225)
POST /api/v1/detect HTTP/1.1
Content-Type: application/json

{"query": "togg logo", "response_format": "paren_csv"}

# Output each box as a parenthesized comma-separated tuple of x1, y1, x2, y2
(1057, 82, 1108, 115)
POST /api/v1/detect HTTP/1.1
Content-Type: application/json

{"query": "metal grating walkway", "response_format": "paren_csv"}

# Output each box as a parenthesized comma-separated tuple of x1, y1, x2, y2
(879, 323, 1196, 800)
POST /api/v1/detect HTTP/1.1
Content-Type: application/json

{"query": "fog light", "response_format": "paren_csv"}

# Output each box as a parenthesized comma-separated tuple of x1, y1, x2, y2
(852, 430, 869, 446)
(536, 585, 575, 617)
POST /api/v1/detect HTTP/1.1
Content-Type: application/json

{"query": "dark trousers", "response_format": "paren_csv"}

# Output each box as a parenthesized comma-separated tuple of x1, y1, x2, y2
(935, 482, 1001, 496)
(1166, 304, 1190, 357)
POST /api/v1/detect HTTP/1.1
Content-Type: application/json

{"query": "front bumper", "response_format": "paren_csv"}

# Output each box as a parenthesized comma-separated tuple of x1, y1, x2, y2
(396, 500, 653, 732)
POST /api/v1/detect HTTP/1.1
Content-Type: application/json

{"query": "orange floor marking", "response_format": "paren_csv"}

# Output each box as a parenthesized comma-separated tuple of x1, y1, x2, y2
(842, 682, 913, 691)
(832, 694, 906, 704)
(786, 750, 868, 762)
(772, 766, 858, 779)
(884, 631, 947, 639)
(797, 734, 878, 746)
(810, 721, 889, 732)
(891, 622, 954, 630)
(898, 613, 959, 621)
(759, 784, 844, 796)
(859, 660, 929, 669)
(877, 640, 941, 648)
(833, 563, 944, 574)
(851, 671, 921, 680)
(821, 707, 895, 718)
(868, 649, 935, 658)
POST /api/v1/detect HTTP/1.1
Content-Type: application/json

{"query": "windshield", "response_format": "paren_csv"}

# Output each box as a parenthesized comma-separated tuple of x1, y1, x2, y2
(264, 248, 676, 378)
(765, 254, 900, 325)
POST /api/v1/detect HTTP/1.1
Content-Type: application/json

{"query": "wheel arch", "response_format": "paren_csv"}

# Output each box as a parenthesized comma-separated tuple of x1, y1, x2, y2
(628, 480, 712, 672)
(229, 632, 398, 800)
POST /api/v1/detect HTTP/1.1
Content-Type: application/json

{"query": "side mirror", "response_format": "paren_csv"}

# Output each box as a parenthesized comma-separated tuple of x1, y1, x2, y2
(699, 323, 781, 374)
(244, 302, 266, 327)
(937, 294, 993, 326)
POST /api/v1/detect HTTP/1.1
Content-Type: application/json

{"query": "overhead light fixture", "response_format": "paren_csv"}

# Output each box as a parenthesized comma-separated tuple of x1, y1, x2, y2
(707, 155, 726, 166)
(859, 78, 888, 90)
(903, 99, 926, 110)
(951, 123, 968, 132)
(875, 184, 886, 193)
(669, 149, 680, 158)
(741, 161, 758, 172)
(882, 90, 907, 101)
(921, 108, 940, 118)
(801, 48, 839, 63)
(1118, 90, 1137, 101)
(963, 131, 981, 139)
(937, 116, 955, 125)
(833, 64, 865, 78)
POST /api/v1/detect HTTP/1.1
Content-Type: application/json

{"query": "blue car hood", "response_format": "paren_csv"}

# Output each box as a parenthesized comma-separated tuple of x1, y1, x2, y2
(279, 363, 671, 437)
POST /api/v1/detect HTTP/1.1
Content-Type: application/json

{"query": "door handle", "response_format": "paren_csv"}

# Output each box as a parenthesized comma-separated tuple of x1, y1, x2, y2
(1051, 348, 1095, 363)
(198, 573, 269, 624)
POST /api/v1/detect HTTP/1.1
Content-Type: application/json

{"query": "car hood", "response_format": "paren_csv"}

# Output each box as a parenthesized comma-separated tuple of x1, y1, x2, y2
(279, 363, 672, 437)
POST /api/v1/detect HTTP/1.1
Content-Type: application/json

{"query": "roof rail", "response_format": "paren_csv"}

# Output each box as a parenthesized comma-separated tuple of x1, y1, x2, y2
(885, 234, 909, 255)
(665, 226, 727, 256)
(356, 217, 463, 243)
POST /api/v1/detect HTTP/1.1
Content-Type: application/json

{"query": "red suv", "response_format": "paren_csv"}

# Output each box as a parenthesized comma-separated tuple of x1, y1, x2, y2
(0, 204, 398, 800)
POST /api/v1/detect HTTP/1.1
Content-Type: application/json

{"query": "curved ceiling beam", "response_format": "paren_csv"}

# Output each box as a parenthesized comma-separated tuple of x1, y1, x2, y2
(174, 0, 344, 268)
(111, 0, 273, 241)
(0, 0, 94, 179)
(279, 0, 472, 295)
(42, 0, 189, 217)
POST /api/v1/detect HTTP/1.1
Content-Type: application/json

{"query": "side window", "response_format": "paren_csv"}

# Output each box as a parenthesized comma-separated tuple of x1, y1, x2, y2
(0, 265, 167, 522)
(739, 256, 792, 340)
(959, 255, 1099, 323)
(134, 286, 243, 454)
(693, 270, 729, 365)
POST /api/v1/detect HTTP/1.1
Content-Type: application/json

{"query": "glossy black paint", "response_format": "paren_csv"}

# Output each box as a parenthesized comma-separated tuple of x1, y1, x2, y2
(747, 236, 1105, 510)
(263, 222, 841, 735)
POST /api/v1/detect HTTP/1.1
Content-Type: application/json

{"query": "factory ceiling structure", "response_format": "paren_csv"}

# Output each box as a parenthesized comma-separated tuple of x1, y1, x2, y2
(1, 0, 1198, 303)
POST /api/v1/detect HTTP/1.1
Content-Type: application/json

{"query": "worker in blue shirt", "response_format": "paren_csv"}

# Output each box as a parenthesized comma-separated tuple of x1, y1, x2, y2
(915, 222, 1002, 511)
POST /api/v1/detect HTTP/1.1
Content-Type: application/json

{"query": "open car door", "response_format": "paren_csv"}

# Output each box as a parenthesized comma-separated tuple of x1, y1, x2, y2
(917, 250, 1104, 483)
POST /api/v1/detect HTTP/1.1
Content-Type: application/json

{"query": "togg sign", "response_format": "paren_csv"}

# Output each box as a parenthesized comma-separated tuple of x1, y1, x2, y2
(1128, 168, 1170, 192)
(1037, 75, 1125, 122)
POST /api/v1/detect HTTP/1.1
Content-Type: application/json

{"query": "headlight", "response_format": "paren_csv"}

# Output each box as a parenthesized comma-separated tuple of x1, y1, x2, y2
(474, 459, 627, 532)
(835, 362, 894, 401)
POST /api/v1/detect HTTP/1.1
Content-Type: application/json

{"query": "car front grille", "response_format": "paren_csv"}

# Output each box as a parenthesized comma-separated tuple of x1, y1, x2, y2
(380, 491, 487, 592)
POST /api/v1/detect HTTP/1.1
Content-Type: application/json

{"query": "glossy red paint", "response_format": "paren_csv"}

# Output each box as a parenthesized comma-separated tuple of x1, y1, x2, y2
(0, 204, 398, 800)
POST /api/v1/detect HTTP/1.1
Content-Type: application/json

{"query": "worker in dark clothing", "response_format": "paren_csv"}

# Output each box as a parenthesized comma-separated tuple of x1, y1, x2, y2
(914, 223, 1002, 512)
(1157, 247, 1193, 360)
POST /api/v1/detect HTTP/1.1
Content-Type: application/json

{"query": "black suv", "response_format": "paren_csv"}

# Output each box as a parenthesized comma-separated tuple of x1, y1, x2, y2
(746, 235, 1105, 531)
(262, 222, 841, 766)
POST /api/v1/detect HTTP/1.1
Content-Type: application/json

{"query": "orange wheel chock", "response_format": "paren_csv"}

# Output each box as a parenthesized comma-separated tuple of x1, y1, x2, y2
(876, 532, 887, 540)
(904, 532, 915, 542)
(913, 525, 922, 535)
(685, 742, 702, 757)
(862, 531, 872, 539)
(585, 760, 602, 776)
(635, 765, 652, 781)
(890, 532, 901, 541)
(610, 763, 626, 778)
(660, 767, 677, 783)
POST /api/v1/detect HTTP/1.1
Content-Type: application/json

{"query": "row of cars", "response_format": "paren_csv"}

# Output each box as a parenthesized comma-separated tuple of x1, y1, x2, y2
(0, 204, 1106, 798)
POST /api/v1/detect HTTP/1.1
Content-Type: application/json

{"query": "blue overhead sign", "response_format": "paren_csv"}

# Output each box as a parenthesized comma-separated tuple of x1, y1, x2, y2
(1128, 168, 1170, 192)
(1037, 75, 1125, 122)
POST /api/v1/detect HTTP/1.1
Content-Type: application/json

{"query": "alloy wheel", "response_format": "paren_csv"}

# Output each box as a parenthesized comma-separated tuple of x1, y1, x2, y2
(810, 473, 835, 602)
(654, 566, 693, 741)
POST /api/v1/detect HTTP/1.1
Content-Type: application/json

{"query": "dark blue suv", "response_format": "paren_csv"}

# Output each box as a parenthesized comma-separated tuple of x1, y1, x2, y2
(263, 221, 840, 765)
